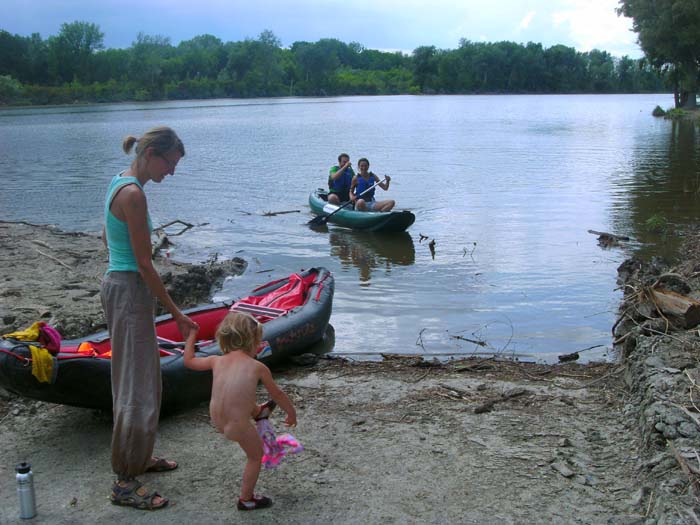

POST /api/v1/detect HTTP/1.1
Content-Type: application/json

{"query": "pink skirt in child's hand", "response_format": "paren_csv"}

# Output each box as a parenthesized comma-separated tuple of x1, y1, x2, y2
(255, 418, 303, 469)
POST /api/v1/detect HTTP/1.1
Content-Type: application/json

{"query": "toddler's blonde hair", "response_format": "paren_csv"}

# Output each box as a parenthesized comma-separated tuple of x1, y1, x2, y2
(216, 312, 261, 354)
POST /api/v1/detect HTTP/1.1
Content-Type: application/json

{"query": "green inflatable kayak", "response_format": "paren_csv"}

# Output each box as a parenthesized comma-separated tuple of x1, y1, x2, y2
(309, 189, 415, 232)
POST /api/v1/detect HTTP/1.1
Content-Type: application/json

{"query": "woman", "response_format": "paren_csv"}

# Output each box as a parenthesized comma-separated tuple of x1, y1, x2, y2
(350, 158, 395, 212)
(101, 126, 197, 510)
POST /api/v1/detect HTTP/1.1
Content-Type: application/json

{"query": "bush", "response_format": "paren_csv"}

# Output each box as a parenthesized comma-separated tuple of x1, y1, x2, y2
(652, 105, 666, 117)
(664, 108, 685, 120)
(644, 213, 668, 233)
(0, 75, 23, 105)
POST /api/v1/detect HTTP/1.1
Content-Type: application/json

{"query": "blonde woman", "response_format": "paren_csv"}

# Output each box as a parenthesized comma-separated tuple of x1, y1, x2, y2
(102, 126, 197, 510)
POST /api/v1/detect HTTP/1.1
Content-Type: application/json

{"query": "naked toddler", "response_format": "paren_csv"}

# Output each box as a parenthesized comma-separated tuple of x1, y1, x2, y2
(184, 312, 297, 511)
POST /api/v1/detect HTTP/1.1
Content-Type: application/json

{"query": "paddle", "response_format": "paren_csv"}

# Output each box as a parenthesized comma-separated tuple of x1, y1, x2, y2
(308, 177, 387, 226)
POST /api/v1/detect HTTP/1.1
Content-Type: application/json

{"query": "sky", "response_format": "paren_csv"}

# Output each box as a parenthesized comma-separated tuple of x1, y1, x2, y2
(1, 0, 642, 58)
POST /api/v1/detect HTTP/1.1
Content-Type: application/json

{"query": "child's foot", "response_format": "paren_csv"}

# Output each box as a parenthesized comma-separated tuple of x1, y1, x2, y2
(254, 400, 277, 421)
(237, 495, 273, 511)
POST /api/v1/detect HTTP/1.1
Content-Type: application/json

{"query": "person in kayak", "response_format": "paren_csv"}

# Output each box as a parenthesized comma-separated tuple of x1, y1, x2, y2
(102, 126, 197, 511)
(328, 153, 355, 204)
(183, 312, 297, 511)
(350, 158, 394, 212)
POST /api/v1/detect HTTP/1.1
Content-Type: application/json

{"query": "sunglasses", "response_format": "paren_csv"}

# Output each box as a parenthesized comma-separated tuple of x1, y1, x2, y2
(157, 153, 178, 171)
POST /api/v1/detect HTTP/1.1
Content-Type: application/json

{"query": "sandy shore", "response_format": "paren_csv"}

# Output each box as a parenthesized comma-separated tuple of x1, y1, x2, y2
(0, 221, 697, 524)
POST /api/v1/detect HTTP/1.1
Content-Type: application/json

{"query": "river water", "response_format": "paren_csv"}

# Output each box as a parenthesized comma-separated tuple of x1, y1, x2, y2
(1, 94, 697, 362)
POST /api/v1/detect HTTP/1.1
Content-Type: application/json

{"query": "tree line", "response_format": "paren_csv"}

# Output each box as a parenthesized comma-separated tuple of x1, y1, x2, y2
(0, 21, 668, 105)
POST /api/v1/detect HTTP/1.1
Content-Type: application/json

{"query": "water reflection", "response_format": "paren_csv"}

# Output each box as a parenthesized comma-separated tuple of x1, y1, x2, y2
(613, 119, 700, 261)
(328, 230, 415, 284)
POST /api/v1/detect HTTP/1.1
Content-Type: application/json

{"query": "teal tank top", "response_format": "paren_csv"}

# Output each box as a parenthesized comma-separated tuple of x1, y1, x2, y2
(104, 172, 152, 273)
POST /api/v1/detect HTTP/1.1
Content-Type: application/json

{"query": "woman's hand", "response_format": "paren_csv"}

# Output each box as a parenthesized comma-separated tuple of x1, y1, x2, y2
(175, 313, 198, 339)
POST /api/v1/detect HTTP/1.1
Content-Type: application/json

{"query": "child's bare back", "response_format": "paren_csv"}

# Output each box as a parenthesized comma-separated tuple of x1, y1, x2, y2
(208, 351, 264, 438)
(183, 311, 297, 510)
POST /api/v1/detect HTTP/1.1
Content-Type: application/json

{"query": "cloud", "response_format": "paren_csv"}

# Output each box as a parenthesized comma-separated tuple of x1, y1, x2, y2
(551, 0, 638, 55)
(518, 11, 536, 31)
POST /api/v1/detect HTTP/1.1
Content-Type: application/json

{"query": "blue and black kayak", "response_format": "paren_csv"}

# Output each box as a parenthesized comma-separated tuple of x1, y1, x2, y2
(309, 189, 415, 233)
(0, 268, 334, 413)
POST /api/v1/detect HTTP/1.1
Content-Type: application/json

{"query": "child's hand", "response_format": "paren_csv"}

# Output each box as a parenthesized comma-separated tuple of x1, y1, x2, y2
(284, 412, 297, 427)
(186, 323, 200, 344)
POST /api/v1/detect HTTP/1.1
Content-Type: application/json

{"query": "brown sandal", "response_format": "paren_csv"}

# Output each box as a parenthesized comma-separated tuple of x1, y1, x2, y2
(110, 480, 168, 510)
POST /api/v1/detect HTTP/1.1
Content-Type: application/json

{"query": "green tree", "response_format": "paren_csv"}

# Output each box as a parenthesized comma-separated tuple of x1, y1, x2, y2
(177, 34, 226, 79)
(586, 49, 615, 92)
(47, 21, 104, 84)
(543, 45, 587, 92)
(93, 48, 130, 83)
(291, 40, 341, 95)
(129, 33, 173, 98)
(412, 46, 438, 92)
(618, 0, 700, 108)
(224, 31, 285, 96)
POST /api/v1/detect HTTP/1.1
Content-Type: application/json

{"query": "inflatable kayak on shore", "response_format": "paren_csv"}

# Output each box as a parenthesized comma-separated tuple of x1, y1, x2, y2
(309, 189, 415, 233)
(0, 268, 334, 412)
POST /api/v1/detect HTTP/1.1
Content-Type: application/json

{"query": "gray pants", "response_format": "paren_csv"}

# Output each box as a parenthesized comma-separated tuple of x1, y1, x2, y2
(101, 272, 161, 479)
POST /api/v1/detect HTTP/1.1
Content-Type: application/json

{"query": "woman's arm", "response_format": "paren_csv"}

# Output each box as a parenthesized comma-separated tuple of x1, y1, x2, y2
(259, 364, 297, 426)
(120, 186, 197, 338)
(376, 173, 391, 191)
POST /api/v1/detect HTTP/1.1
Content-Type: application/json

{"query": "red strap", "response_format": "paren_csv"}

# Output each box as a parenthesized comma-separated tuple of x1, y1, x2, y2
(0, 347, 30, 363)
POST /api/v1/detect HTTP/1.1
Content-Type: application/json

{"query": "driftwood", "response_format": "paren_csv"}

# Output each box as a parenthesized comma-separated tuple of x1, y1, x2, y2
(557, 344, 605, 363)
(151, 219, 195, 258)
(649, 288, 700, 329)
(151, 230, 172, 258)
(34, 248, 75, 272)
(428, 239, 436, 259)
(262, 209, 301, 217)
(588, 229, 630, 247)
(450, 334, 487, 347)
(157, 219, 194, 234)
(474, 387, 527, 414)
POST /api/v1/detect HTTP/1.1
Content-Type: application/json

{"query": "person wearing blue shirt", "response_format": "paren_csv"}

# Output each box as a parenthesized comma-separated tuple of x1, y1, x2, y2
(350, 158, 394, 212)
(328, 153, 355, 204)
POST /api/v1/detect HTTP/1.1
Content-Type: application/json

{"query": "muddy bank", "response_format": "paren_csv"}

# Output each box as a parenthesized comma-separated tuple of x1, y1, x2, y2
(0, 220, 694, 524)
(0, 220, 246, 339)
(614, 230, 700, 524)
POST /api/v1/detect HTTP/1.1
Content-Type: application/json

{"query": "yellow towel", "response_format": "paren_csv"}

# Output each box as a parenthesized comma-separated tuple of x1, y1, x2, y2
(29, 345, 54, 384)
(3, 322, 42, 342)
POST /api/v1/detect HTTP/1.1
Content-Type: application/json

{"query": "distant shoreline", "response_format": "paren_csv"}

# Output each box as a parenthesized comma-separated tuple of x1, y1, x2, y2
(0, 91, 675, 111)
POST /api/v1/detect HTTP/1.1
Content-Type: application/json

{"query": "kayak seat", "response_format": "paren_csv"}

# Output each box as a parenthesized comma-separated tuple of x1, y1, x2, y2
(229, 302, 286, 321)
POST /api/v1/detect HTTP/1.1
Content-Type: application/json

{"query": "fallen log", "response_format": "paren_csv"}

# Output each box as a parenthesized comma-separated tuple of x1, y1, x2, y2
(151, 229, 172, 259)
(557, 344, 605, 363)
(649, 288, 700, 329)
(587, 230, 630, 241)
(588, 229, 630, 248)
(262, 209, 301, 217)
